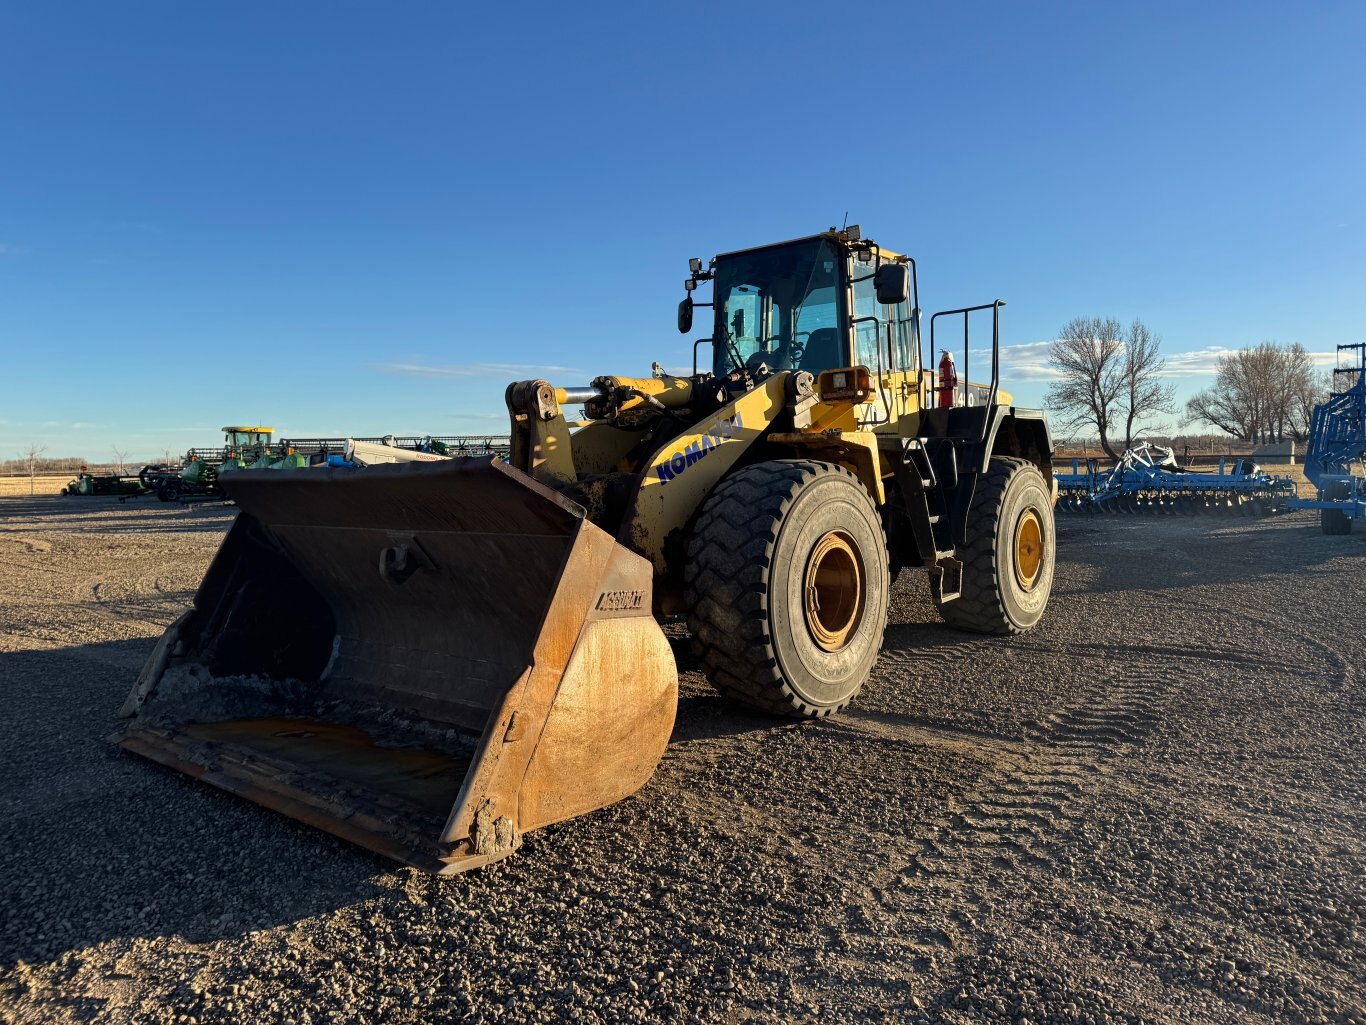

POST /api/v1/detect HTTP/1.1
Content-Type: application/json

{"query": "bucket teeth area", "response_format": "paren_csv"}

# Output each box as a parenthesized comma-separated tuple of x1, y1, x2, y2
(118, 717, 472, 872)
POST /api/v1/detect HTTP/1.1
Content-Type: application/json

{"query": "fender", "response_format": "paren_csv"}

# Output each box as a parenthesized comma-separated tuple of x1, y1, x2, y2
(616, 373, 790, 611)
(933, 405, 1053, 476)
(983, 406, 1054, 476)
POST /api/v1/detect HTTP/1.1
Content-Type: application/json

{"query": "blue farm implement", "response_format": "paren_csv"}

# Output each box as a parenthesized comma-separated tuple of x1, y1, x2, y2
(1054, 444, 1295, 517)
(1287, 343, 1366, 534)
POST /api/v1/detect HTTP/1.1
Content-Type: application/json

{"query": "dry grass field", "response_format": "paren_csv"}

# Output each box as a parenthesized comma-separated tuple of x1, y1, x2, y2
(0, 475, 77, 497)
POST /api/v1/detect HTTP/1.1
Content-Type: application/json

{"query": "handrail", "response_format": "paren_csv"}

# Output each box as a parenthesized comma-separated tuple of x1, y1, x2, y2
(928, 300, 1006, 438)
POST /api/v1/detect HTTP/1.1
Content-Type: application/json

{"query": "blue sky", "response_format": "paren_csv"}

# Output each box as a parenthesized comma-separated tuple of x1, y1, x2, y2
(1, 1, 1363, 458)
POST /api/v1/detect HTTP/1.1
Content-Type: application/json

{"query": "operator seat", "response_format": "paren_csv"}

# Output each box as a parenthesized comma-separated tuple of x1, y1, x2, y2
(799, 328, 842, 374)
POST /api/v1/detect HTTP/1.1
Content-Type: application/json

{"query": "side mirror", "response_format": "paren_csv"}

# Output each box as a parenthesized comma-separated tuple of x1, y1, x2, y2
(874, 264, 910, 305)
(677, 296, 694, 334)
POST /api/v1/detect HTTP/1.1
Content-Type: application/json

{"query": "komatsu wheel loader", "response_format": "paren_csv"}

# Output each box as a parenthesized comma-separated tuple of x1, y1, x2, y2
(117, 227, 1056, 874)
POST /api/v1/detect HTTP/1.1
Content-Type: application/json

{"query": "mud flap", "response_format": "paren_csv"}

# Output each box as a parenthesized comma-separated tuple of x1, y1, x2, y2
(115, 458, 677, 874)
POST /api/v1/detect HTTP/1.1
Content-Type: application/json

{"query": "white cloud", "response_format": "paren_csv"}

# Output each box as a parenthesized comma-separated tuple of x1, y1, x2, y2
(1161, 346, 1238, 377)
(999, 340, 1339, 383)
(375, 362, 582, 379)
(1161, 345, 1338, 377)
(997, 340, 1060, 382)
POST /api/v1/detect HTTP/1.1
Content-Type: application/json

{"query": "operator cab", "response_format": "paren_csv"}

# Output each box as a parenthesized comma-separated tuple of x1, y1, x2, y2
(680, 228, 919, 383)
(222, 426, 274, 448)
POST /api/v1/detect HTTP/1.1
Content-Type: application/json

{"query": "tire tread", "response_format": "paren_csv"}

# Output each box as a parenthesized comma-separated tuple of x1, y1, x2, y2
(935, 456, 1044, 636)
(685, 459, 884, 718)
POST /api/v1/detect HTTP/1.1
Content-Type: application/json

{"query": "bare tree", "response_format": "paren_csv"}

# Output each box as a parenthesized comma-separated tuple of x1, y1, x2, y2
(1186, 348, 1262, 440)
(1046, 317, 1173, 460)
(1186, 342, 1327, 443)
(1286, 347, 1329, 442)
(1045, 317, 1126, 460)
(111, 445, 129, 476)
(21, 442, 46, 496)
(1119, 320, 1176, 450)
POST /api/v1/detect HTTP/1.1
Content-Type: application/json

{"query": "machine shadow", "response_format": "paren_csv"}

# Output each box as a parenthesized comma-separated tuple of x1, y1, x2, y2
(0, 639, 391, 970)
(663, 600, 982, 746)
(1055, 513, 1365, 593)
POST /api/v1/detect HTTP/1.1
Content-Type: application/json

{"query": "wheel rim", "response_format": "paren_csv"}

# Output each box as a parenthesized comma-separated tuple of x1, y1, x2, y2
(803, 530, 864, 652)
(1013, 508, 1044, 592)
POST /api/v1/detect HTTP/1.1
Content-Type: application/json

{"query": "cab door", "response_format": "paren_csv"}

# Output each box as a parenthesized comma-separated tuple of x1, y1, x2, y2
(850, 254, 919, 432)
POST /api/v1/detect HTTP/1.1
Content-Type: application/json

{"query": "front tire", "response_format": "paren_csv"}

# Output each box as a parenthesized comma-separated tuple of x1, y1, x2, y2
(686, 460, 890, 718)
(934, 456, 1055, 635)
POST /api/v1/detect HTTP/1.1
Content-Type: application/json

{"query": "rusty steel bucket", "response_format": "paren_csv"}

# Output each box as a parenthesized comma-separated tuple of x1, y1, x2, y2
(116, 458, 677, 874)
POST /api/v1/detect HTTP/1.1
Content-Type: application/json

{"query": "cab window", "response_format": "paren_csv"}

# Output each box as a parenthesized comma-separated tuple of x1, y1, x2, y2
(852, 256, 916, 373)
(851, 257, 886, 371)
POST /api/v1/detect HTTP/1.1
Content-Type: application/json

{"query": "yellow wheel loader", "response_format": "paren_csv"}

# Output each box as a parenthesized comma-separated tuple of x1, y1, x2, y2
(117, 227, 1056, 874)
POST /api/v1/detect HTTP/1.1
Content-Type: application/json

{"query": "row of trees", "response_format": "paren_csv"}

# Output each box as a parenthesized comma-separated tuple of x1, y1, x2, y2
(1046, 318, 1330, 456)
(0, 445, 151, 476)
(0, 445, 180, 476)
(1184, 343, 1326, 443)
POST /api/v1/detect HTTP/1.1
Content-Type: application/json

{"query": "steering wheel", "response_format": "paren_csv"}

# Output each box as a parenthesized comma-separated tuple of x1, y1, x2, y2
(746, 343, 804, 374)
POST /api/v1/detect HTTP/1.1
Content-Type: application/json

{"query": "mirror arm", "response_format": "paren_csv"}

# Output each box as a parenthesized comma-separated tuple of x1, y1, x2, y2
(692, 337, 715, 378)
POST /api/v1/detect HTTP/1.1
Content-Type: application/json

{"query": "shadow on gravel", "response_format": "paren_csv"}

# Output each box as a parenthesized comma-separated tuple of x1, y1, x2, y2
(669, 692, 800, 743)
(0, 496, 237, 533)
(0, 639, 385, 969)
(881, 616, 983, 656)
(1056, 514, 1366, 593)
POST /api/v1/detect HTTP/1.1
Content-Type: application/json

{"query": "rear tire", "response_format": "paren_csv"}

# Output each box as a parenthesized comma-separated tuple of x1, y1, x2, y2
(933, 456, 1055, 635)
(686, 460, 889, 718)
(1322, 480, 1353, 535)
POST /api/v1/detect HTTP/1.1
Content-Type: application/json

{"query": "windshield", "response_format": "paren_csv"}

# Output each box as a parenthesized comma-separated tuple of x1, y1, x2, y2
(711, 239, 845, 377)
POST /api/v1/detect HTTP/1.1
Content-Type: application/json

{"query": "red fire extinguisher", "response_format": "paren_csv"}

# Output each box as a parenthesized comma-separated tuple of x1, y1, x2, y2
(937, 350, 958, 408)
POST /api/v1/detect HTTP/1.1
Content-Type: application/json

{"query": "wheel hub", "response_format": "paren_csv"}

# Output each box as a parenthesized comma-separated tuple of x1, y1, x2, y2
(1013, 508, 1044, 591)
(803, 530, 864, 652)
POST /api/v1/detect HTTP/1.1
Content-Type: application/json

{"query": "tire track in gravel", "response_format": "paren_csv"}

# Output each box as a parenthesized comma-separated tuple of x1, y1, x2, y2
(850, 663, 1177, 963)
(1162, 589, 1357, 693)
(1009, 638, 1319, 677)
(86, 574, 193, 629)
(873, 637, 992, 676)
(837, 577, 1357, 1019)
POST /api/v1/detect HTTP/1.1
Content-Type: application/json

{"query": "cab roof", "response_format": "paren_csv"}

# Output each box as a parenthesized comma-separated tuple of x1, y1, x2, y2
(714, 229, 906, 264)
(221, 425, 274, 434)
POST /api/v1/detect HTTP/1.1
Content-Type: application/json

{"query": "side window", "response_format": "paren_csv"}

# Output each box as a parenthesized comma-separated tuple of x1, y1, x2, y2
(852, 259, 886, 371)
(894, 299, 915, 371)
(729, 289, 759, 345)
(724, 287, 762, 363)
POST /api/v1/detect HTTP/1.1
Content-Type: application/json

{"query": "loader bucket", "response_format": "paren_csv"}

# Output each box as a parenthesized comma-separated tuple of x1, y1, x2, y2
(116, 458, 677, 874)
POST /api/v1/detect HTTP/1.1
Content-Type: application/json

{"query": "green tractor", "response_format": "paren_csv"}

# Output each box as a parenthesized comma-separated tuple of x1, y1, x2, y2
(160, 426, 275, 501)
(63, 468, 147, 497)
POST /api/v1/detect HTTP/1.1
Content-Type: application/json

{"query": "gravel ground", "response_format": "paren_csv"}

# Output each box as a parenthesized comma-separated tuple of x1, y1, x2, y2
(0, 495, 1361, 1025)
